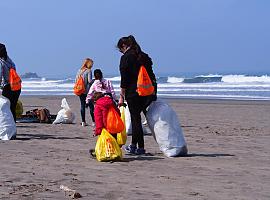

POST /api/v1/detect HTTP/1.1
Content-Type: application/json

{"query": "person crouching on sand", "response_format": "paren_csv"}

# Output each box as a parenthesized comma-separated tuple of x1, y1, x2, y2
(91, 92, 120, 137)
(89, 92, 120, 157)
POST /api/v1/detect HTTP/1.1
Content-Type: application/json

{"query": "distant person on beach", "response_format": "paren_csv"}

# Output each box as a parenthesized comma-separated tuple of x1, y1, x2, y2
(75, 58, 95, 127)
(86, 69, 117, 102)
(117, 35, 157, 155)
(0, 43, 21, 124)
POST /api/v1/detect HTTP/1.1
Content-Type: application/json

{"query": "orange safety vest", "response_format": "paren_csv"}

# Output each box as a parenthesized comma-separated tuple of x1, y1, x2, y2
(9, 68, 22, 91)
(136, 65, 154, 96)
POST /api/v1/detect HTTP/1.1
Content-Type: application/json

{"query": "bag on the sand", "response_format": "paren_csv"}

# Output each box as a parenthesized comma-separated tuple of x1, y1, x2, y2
(137, 65, 154, 96)
(106, 106, 124, 134)
(36, 108, 52, 123)
(16, 99, 23, 119)
(146, 99, 188, 157)
(73, 75, 85, 96)
(53, 98, 75, 124)
(117, 106, 127, 146)
(95, 128, 122, 162)
(0, 96, 16, 140)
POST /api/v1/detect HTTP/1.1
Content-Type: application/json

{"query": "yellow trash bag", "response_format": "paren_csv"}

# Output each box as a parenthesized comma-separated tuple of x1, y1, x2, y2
(117, 106, 127, 146)
(95, 128, 122, 162)
(16, 100, 23, 119)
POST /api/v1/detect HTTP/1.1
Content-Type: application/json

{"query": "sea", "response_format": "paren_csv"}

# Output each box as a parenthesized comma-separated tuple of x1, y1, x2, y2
(21, 74, 270, 101)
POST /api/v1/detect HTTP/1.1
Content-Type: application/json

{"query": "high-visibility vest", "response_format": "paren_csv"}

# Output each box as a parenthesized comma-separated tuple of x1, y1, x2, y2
(9, 68, 22, 91)
(137, 65, 154, 96)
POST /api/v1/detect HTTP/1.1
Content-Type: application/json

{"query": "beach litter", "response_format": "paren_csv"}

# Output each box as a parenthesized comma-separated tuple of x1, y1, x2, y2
(60, 185, 82, 199)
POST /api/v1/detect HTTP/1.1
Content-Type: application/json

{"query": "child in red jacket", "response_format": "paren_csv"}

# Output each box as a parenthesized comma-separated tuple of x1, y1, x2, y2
(92, 92, 120, 136)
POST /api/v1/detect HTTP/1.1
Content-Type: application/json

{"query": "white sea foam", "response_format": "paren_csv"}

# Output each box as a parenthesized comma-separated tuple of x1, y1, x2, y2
(222, 75, 270, 83)
(20, 74, 270, 100)
(107, 76, 121, 81)
(167, 77, 184, 83)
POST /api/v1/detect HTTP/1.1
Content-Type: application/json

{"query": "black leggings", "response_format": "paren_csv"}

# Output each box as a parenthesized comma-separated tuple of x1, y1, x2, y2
(79, 94, 95, 123)
(2, 84, 21, 122)
(126, 95, 154, 149)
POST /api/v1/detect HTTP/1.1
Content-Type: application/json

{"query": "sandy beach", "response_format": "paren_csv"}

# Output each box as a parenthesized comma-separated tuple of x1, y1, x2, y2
(0, 95, 270, 200)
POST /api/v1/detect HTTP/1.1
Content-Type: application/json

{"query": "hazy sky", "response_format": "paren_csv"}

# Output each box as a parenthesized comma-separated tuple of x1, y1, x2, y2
(1, 0, 270, 78)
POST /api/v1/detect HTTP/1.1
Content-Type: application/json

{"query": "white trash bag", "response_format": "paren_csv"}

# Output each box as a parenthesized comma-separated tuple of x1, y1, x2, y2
(53, 98, 75, 124)
(125, 104, 151, 135)
(0, 96, 16, 140)
(146, 99, 188, 157)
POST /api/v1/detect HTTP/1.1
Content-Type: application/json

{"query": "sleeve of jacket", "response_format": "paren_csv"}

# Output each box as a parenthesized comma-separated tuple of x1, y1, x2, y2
(119, 55, 128, 89)
(86, 83, 95, 103)
(94, 105, 104, 135)
(108, 80, 116, 100)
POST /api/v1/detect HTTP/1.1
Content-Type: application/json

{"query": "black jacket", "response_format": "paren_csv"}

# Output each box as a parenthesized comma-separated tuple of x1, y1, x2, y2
(119, 49, 156, 99)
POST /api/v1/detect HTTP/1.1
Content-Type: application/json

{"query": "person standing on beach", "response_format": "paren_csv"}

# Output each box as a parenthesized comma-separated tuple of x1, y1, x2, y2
(75, 58, 95, 127)
(0, 43, 21, 123)
(117, 35, 157, 155)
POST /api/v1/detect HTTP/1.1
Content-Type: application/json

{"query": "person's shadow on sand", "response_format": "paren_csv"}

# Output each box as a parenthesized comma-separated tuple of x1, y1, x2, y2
(15, 133, 84, 141)
(186, 153, 235, 157)
(122, 155, 165, 162)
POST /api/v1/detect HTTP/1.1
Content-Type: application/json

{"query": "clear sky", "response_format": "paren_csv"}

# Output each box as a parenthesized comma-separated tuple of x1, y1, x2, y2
(1, 0, 270, 78)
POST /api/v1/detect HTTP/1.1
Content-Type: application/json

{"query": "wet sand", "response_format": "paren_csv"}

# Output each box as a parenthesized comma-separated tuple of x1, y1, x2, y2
(0, 96, 270, 199)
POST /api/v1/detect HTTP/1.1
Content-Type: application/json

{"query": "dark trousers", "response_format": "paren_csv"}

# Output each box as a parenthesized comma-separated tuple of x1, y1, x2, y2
(79, 94, 95, 123)
(2, 84, 21, 122)
(126, 95, 154, 149)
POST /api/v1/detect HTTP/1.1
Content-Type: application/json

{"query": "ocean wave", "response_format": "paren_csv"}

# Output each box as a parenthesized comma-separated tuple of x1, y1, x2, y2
(167, 76, 184, 83)
(222, 75, 270, 83)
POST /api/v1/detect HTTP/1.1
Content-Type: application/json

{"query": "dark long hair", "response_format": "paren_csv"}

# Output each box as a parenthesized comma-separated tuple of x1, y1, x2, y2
(117, 35, 141, 54)
(117, 35, 149, 64)
(0, 43, 7, 61)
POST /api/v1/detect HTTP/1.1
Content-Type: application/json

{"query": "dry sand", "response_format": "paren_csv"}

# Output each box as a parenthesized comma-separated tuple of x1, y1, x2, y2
(0, 96, 270, 200)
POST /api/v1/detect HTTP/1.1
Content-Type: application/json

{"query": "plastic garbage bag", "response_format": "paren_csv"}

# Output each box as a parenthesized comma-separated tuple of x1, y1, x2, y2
(0, 96, 16, 140)
(146, 99, 188, 157)
(106, 106, 124, 134)
(16, 99, 23, 119)
(117, 106, 127, 146)
(53, 98, 75, 124)
(95, 128, 122, 162)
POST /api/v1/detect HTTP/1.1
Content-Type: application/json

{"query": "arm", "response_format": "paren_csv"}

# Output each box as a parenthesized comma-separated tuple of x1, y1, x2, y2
(119, 55, 128, 105)
(0, 61, 3, 87)
(107, 80, 117, 100)
(85, 82, 96, 103)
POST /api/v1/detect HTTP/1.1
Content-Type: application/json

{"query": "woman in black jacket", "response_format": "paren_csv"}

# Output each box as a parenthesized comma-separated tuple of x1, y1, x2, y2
(117, 35, 157, 155)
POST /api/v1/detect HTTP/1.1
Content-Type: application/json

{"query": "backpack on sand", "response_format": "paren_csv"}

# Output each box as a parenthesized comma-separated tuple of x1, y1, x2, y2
(37, 108, 52, 123)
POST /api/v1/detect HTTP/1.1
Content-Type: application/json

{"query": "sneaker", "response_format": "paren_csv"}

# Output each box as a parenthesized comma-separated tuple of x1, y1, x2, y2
(10, 135, 16, 140)
(91, 122, 96, 127)
(124, 144, 137, 154)
(135, 148, 146, 155)
(81, 122, 88, 127)
(89, 149, 96, 158)
(142, 120, 148, 126)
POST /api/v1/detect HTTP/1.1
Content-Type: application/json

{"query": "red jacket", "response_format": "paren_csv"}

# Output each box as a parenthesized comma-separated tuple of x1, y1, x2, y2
(94, 96, 120, 135)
